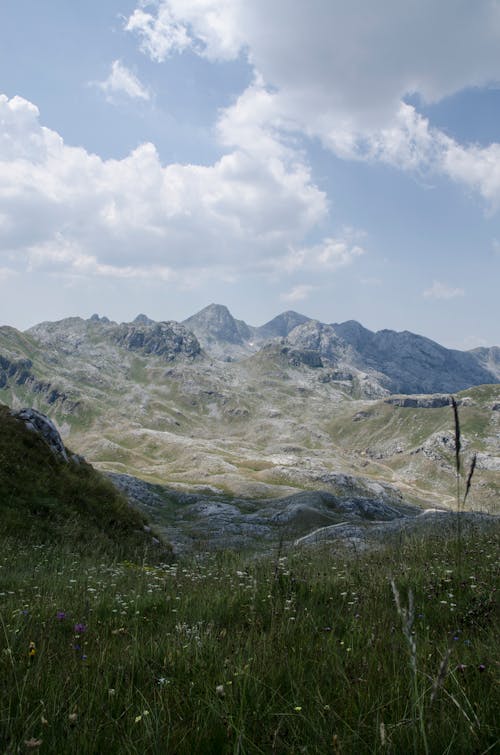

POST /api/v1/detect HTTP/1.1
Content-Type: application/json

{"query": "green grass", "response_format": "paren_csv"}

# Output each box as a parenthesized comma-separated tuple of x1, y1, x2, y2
(0, 533, 498, 754)
(0, 404, 167, 561)
(0, 397, 498, 753)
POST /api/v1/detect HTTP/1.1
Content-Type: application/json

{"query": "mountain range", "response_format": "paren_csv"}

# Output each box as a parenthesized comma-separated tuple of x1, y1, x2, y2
(0, 303, 498, 547)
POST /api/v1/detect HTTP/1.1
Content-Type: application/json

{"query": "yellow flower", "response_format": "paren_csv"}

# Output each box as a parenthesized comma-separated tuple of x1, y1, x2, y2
(294, 706, 302, 712)
(28, 641, 36, 657)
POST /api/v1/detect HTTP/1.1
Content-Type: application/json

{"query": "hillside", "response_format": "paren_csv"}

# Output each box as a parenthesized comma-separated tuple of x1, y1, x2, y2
(0, 308, 498, 530)
(0, 404, 166, 558)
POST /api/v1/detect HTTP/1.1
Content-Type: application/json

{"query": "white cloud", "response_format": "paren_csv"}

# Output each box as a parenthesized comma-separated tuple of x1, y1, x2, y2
(423, 281, 465, 300)
(280, 284, 315, 303)
(126, 1, 500, 126)
(0, 93, 335, 283)
(125, 0, 244, 62)
(283, 236, 365, 274)
(95, 60, 151, 101)
(125, 1, 500, 208)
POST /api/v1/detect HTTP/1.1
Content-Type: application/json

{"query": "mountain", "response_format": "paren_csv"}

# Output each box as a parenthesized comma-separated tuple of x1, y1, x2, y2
(327, 322, 496, 394)
(182, 303, 255, 360)
(470, 345, 500, 381)
(0, 306, 498, 523)
(256, 310, 311, 340)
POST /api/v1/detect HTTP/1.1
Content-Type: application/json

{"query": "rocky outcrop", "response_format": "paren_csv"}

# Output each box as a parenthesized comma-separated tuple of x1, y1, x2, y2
(113, 322, 201, 361)
(12, 407, 69, 461)
(281, 346, 323, 368)
(294, 510, 499, 549)
(385, 395, 453, 408)
(0, 354, 75, 408)
(285, 321, 347, 364)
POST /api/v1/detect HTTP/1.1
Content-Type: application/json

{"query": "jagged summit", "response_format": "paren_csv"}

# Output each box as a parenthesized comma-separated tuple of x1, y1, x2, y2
(183, 303, 253, 359)
(15, 304, 500, 393)
(90, 313, 111, 324)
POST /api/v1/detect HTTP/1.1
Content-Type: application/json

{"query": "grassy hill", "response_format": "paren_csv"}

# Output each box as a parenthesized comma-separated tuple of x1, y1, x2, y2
(0, 407, 498, 752)
(0, 403, 166, 559)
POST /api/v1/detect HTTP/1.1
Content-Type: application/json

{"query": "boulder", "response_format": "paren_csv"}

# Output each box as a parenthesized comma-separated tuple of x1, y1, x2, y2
(12, 408, 68, 462)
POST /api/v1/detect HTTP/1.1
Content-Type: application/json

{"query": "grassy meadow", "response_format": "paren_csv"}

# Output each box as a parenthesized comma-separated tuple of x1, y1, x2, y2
(0, 530, 498, 754)
(0, 401, 499, 753)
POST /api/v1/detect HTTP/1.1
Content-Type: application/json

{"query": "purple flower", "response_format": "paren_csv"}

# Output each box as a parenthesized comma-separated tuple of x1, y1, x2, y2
(74, 623, 87, 634)
(56, 611, 66, 621)
(478, 664, 486, 672)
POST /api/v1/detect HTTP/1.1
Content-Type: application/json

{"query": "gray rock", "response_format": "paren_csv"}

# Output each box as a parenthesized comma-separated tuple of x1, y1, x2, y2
(113, 321, 201, 361)
(294, 510, 499, 548)
(12, 407, 68, 461)
(385, 395, 453, 409)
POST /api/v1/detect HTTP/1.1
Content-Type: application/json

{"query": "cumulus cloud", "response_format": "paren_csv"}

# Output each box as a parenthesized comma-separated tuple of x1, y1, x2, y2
(125, 0, 244, 62)
(126, 1, 500, 126)
(0, 93, 337, 283)
(282, 236, 365, 274)
(125, 1, 500, 208)
(280, 284, 315, 303)
(94, 60, 151, 101)
(423, 281, 465, 300)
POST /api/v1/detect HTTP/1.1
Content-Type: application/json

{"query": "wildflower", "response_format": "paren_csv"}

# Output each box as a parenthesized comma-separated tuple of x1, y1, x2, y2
(28, 641, 36, 658)
(294, 706, 302, 712)
(56, 611, 66, 621)
(108, 689, 116, 696)
(478, 664, 486, 672)
(24, 739, 42, 749)
(74, 623, 87, 634)
(68, 712, 78, 725)
(216, 685, 225, 697)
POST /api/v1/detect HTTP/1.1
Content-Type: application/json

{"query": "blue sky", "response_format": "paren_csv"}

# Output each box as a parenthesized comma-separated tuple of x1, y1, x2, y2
(1, 0, 499, 349)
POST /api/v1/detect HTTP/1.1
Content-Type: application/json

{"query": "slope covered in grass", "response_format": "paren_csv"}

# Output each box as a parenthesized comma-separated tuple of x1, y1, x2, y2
(0, 533, 498, 753)
(0, 404, 165, 559)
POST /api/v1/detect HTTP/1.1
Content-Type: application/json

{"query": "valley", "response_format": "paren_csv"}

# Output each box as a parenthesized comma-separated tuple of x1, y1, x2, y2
(0, 304, 498, 551)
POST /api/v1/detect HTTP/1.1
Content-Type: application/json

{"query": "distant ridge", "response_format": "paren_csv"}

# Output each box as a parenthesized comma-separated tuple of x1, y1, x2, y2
(5, 302, 496, 393)
(256, 311, 311, 340)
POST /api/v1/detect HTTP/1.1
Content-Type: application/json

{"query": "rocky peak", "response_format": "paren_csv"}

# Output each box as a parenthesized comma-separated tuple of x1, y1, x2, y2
(332, 320, 373, 350)
(256, 310, 310, 340)
(183, 303, 252, 346)
(89, 313, 111, 324)
(133, 313, 155, 325)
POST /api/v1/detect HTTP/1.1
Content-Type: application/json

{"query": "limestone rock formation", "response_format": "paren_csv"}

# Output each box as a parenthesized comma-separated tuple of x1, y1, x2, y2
(12, 407, 69, 461)
(113, 321, 201, 361)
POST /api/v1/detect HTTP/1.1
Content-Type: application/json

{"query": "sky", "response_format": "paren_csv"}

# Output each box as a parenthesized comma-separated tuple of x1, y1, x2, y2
(0, 1, 499, 349)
